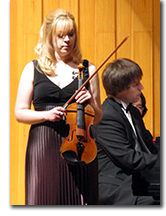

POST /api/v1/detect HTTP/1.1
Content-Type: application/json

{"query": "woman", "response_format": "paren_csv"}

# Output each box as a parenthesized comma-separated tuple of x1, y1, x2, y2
(15, 9, 102, 205)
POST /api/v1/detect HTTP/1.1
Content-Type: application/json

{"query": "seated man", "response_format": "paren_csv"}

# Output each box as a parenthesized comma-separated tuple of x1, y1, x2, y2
(93, 58, 158, 205)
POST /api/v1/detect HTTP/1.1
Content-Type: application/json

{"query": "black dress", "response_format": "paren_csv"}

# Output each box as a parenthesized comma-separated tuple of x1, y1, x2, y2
(25, 60, 98, 205)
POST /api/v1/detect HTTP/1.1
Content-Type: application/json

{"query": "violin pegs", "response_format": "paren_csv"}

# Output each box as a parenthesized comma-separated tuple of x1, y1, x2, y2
(77, 63, 84, 70)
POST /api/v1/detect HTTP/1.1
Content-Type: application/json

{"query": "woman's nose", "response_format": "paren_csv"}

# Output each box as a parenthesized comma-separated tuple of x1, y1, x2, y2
(64, 35, 70, 41)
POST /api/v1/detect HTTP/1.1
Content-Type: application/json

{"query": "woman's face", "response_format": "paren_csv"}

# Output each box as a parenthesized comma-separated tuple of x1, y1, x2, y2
(54, 21, 76, 59)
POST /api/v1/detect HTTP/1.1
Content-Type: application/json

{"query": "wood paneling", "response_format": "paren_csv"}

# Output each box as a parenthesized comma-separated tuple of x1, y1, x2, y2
(10, 0, 42, 205)
(116, 0, 132, 59)
(95, 0, 116, 102)
(79, 0, 96, 62)
(43, 0, 79, 26)
(10, 0, 160, 205)
(153, 0, 160, 137)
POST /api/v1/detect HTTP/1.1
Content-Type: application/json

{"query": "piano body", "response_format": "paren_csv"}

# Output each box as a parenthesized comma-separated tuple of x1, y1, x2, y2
(132, 137, 160, 201)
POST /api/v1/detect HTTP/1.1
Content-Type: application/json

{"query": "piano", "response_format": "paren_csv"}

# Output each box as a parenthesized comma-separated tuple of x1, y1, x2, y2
(132, 137, 160, 200)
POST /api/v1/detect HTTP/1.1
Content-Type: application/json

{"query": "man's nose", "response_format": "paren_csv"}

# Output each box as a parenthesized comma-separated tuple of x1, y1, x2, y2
(139, 82, 144, 90)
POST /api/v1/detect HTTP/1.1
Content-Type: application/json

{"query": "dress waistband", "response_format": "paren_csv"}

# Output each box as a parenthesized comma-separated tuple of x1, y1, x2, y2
(35, 106, 56, 111)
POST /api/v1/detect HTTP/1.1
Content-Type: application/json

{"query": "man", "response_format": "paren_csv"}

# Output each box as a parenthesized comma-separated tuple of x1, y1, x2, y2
(93, 58, 158, 205)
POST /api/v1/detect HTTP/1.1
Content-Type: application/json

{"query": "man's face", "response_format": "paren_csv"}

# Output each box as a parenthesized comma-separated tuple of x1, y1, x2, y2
(117, 78, 144, 104)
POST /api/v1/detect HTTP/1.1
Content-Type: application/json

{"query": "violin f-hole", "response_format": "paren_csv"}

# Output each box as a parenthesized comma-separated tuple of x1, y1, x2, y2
(67, 129, 76, 142)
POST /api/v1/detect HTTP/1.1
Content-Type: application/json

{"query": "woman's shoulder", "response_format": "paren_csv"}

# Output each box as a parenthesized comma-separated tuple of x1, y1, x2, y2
(85, 61, 96, 77)
(88, 61, 96, 69)
(23, 61, 35, 71)
(21, 61, 35, 81)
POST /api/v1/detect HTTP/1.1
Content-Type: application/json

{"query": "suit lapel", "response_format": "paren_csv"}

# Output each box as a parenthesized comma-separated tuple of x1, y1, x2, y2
(110, 98, 151, 154)
(130, 108, 151, 154)
(108, 98, 137, 148)
(134, 124, 151, 154)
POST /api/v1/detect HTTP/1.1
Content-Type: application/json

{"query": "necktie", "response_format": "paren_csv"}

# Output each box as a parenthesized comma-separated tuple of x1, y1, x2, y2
(126, 103, 132, 113)
(117, 102, 132, 113)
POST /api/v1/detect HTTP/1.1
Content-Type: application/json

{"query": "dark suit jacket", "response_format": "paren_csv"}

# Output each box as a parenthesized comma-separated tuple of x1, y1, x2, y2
(94, 97, 158, 205)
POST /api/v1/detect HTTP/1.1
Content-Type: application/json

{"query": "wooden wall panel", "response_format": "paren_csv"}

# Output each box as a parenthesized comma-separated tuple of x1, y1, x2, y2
(116, 0, 132, 59)
(132, 0, 152, 31)
(95, 0, 116, 102)
(10, 0, 42, 205)
(95, 0, 115, 33)
(10, 0, 160, 205)
(23, 0, 42, 34)
(153, 0, 160, 137)
(133, 31, 153, 131)
(96, 32, 115, 102)
(43, 0, 79, 26)
(10, 0, 24, 205)
(79, 0, 96, 63)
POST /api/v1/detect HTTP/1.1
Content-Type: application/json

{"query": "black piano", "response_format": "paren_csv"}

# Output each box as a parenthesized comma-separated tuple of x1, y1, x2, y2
(132, 137, 160, 201)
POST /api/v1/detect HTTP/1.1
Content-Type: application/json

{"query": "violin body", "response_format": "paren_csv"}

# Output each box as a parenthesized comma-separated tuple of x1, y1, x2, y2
(60, 102, 97, 165)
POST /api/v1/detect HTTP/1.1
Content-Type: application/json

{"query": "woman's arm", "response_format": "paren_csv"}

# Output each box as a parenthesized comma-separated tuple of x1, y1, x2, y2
(88, 63, 102, 123)
(15, 62, 66, 125)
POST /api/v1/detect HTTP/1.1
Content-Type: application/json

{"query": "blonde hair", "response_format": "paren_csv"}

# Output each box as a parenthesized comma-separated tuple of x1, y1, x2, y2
(35, 9, 82, 75)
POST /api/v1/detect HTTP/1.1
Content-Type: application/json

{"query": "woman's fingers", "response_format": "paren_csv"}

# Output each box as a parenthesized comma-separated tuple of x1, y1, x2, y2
(46, 106, 66, 122)
(75, 87, 91, 104)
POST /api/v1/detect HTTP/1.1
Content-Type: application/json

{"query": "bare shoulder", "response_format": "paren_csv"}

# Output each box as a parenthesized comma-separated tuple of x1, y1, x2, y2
(88, 62, 100, 90)
(20, 61, 34, 82)
(15, 61, 35, 112)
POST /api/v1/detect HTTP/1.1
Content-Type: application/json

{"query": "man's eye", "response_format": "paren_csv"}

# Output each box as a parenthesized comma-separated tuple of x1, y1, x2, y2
(133, 82, 139, 87)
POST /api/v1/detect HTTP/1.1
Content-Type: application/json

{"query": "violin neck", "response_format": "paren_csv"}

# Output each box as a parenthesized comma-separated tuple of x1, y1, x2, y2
(76, 103, 87, 141)
(76, 69, 87, 141)
(76, 102, 85, 128)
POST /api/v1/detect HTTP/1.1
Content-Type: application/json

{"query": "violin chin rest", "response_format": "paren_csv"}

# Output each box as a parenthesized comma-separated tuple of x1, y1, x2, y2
(62, 151, 86, 165)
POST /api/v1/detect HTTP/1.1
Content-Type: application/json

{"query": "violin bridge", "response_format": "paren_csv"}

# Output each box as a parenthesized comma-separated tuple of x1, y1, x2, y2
(76, 142, 85, 161)
(76, 127, 87, 142)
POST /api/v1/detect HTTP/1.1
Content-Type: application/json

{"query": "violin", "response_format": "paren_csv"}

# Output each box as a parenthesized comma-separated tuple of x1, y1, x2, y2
(60, 63, 97, 165)
(60, 35, 129, 165)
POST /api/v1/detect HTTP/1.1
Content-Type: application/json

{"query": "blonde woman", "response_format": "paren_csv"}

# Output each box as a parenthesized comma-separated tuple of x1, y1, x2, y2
(15, 9, 102, 205)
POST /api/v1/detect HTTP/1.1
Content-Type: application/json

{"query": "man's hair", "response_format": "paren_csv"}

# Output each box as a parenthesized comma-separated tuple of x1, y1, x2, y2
(102, 58, 143, 97)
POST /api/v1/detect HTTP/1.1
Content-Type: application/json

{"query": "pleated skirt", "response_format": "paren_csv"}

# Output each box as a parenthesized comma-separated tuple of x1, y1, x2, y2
(25, 120, 98, 205)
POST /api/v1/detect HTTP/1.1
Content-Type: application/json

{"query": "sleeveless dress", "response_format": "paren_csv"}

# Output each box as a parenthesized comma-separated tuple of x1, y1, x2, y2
(25, 60, 98, 205)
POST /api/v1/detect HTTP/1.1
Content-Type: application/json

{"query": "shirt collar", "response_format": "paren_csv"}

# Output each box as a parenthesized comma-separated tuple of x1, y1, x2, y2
(114, 98, 128, 111)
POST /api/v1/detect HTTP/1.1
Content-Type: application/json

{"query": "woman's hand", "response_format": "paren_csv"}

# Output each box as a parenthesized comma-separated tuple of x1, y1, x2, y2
(45, 106, 66, 122)
(75, 87, 91, 104)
